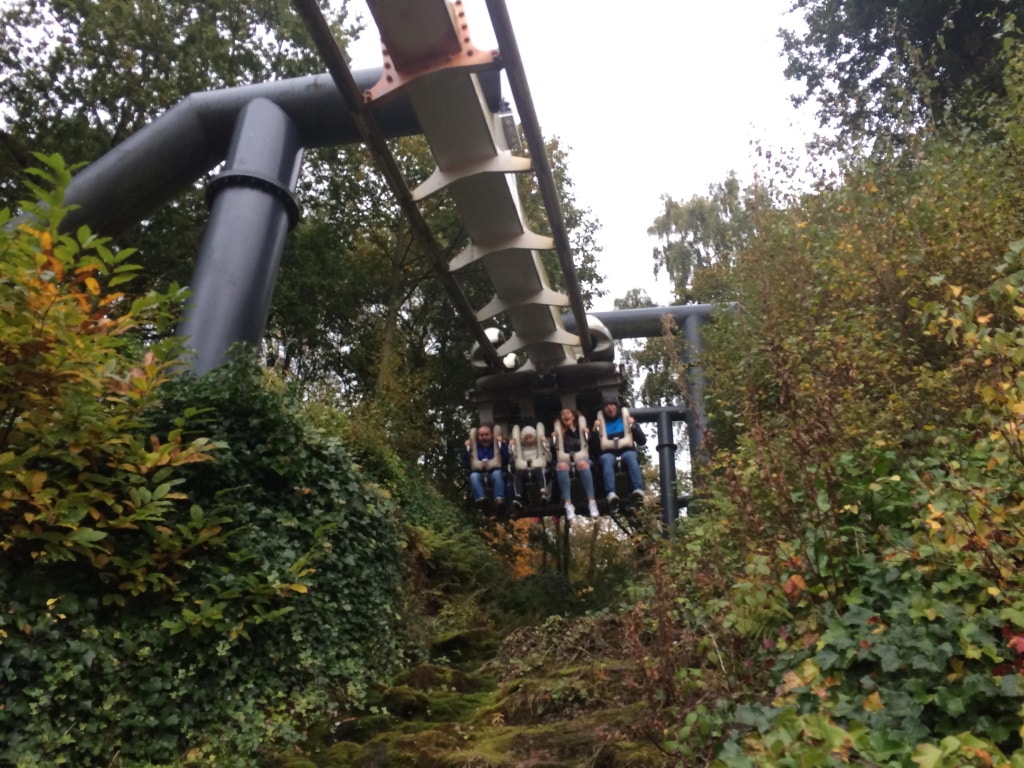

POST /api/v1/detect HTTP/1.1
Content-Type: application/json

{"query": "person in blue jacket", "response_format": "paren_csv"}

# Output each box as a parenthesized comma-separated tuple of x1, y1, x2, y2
(462, 422, 509, 511)
(589, 394, 647, 511)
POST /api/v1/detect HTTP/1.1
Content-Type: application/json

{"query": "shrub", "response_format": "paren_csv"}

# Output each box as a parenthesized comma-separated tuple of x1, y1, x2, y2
(0, 157, 405, 766)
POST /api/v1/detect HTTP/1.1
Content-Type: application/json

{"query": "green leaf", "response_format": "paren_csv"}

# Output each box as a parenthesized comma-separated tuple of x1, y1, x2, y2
(912, 743, 944, 768)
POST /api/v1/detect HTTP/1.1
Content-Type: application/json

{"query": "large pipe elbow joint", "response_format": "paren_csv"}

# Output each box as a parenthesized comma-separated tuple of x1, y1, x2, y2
(585, 315, 615, 362)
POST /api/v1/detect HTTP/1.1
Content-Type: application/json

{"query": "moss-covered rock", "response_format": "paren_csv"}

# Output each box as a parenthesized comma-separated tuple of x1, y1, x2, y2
(394, 663, 478, 693)
(430, 628, 498, 665)
(424, 691, 494, 723)
(268, 755, 319, 768)
(382, 685, 432, 718)
(268, 605, 695, 768)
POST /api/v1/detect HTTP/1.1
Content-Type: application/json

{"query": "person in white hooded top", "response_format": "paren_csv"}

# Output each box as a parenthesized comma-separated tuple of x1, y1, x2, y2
(510, 425, 549, 511)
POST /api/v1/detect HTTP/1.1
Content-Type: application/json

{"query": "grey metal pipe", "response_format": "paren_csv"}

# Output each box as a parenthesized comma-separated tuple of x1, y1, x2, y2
(629, 406, 688, 423)
(630, 406, 687, 527)
(58, 69, 500, 237)
(177, 98, 304, 374)
(684, 313, 707, 469)
(562, 304, 716, 340)
(656, 408, 679, 527)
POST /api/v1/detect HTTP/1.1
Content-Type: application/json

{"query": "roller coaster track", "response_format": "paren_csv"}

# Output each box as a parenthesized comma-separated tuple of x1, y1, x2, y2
(294, 0, 623, 425)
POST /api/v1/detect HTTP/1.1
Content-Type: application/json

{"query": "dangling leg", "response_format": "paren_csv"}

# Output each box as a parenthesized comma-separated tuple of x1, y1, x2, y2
(512, 471, 526, 512)
(599, 453, 619, 511)
(469, 471, 486, 505)
(532, 467, 548, 503)
(490, 468, 507, 512)
(578, 459, 599, 517)
(556, 462, 574, 519)
(621, 449, 644, 505)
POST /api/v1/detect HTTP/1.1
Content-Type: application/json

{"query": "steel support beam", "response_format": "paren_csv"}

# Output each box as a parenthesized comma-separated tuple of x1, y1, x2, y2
(630, 406, 688, 527)
(562, 305, 717, 339)
(177, 98, 303, 374)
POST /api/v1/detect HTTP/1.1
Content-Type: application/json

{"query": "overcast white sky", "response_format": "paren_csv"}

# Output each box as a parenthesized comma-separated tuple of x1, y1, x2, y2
(345, 1, 818, 310)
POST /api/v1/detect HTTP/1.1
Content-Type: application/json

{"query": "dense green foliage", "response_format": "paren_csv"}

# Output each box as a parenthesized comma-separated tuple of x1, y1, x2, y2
(782, 0, 1016, 144)
(629, 32, 1024, 766)
(0, 160, 408, 765)
(0, 0, 345, 201)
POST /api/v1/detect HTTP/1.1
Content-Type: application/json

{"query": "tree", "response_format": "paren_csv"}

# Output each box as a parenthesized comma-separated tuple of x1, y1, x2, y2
(647, 172, 767, 304)
(782, 0, 1015, 143)
(0, 0, 358, 291)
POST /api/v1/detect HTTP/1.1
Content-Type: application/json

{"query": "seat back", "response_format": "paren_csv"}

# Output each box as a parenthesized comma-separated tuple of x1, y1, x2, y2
(467, 426, 504, 471)
(594, 407, 634, 452)
(511, 422, 549, 471)
(553, 413, 589, 464)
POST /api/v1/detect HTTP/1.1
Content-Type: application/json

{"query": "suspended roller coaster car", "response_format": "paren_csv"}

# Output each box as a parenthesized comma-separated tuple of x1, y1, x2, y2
(466, 317, 647, 519)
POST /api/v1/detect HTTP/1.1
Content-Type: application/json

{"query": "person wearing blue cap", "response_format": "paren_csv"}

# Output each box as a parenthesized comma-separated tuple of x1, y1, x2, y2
(589, 393, 646, 512)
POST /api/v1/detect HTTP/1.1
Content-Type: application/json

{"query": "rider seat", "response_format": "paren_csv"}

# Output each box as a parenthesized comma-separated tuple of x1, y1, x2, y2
(592, 406, 637, 501)
(467, 425, 507, 509)
(510, 422, 551, 507)
(551, 413, 593, 508)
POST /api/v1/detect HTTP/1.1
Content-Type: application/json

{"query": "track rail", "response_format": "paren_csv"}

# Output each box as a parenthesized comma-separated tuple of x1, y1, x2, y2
(294, 0, 621, 423)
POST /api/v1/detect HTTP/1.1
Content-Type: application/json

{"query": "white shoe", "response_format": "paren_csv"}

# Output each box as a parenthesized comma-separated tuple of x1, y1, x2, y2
(588, 500, 599, 518)
(631, 489, 645, 506)
(607, 492, 620, 512)
(564, 502, 576, 521)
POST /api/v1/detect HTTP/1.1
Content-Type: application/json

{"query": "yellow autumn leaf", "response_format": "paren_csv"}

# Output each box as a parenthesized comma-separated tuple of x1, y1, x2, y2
(22, 470, 47, 494)
(863, 691, 883, 712)
(84, 276, 100, 295)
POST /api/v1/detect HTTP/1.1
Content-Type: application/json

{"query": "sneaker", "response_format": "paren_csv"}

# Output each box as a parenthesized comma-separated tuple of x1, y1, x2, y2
(512, 499, 524, 513)
(564, 502, 576, 521)
(607, 492, 620, 512)
(494, 498, 506, 513)
(475, 498, 486, 511)
(631, 489, 645, 506)
(540, 489, 549, 503)
(588, 500, 600, 518)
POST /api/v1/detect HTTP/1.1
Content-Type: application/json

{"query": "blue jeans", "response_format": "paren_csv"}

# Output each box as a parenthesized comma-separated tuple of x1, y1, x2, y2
(598, 450, 643, 495)
(469, 468, 505, 502)
(555, 459, 596, 501)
